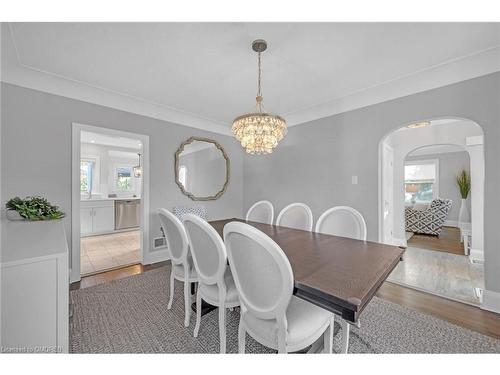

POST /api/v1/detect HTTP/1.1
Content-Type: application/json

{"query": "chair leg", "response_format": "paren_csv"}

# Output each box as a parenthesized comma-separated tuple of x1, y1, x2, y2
(219, 305, 226, 354)
(193, 291, 202, 337)
(341, 319, 350, 354)
(167, 272, 175, 309)
(184, 280, 191, 327)
(323, 316, 334, 354)
(238, 318, 246, 354)
(277, 331, 287, 354)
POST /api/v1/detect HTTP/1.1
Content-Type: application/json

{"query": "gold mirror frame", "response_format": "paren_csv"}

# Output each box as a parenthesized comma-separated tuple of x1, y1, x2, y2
(174, 137, 230, 201)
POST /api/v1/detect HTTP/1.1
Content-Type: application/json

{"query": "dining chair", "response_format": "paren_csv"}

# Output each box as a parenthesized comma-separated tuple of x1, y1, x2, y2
(245, 200, 274, 224)
(315, 206, 367, 241)
(182, 214, 240, 353)
(276, 203, 313, 231)
(158, 208, 198, 327)
(173, 205, 208, 221)
(224, 221, 334, 354)
(315, 205, 367, 353)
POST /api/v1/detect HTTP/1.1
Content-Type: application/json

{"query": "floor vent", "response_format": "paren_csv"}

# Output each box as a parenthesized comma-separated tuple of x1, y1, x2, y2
(153, 237, 167, 250)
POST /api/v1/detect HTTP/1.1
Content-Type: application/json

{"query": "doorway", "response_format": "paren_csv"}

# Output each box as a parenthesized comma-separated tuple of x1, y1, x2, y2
(378, 118, 485, 305)
(71, 123, 150, 282)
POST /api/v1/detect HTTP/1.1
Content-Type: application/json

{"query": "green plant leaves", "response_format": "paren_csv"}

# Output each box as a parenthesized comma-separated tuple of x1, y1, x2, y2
(456, 169, 471, 199)
(5, 196, 65, 221)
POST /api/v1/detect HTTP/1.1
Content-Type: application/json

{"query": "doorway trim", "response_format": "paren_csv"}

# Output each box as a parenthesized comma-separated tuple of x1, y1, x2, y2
(71, 123, 150, 283)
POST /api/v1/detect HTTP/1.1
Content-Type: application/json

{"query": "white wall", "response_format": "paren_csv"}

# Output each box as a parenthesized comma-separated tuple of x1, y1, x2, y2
(383, 120, 484, 258)
(1, 83, 244, 279)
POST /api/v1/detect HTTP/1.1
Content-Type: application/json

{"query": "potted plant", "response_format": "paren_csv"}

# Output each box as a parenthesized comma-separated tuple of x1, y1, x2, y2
(6, 196, 65, 221)
(456, 169, 471, 228)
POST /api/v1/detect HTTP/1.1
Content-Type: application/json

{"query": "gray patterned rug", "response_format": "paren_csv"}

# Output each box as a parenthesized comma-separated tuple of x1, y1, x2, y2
(70, 264, 500, 353)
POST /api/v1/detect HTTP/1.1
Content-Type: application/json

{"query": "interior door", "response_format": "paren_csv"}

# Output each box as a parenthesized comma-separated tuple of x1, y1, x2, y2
(382, 143, 394, 244)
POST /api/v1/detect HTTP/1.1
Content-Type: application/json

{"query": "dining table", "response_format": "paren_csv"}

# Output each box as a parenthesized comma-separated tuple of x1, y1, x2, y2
(208, 218, 405, 323)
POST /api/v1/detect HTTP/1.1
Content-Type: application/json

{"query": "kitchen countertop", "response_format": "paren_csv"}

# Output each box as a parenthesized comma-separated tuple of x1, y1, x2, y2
(81, 197, 141, 202)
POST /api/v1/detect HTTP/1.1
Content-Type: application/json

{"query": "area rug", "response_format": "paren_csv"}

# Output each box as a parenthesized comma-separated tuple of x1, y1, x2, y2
(69, 264, 500, 353)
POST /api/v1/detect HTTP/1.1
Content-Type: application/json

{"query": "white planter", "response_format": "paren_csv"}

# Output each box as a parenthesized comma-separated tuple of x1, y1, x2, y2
(458, 198, 470, 228)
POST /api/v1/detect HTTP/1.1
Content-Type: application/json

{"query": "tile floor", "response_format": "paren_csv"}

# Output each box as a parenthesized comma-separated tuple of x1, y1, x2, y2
(388, 246, 484, 305)
(81, 230, 140, 275)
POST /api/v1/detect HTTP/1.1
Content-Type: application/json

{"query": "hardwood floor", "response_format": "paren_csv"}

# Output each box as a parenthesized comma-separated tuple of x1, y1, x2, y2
(408, 226, 464, 255)
(70, 262, 500, 340)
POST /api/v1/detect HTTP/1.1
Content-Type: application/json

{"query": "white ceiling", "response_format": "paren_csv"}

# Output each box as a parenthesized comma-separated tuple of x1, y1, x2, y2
(81, 130, 142, 149)
(2, 23, 499, 135)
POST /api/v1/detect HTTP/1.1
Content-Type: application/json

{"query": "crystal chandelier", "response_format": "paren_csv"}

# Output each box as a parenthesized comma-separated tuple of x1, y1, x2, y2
(232, 39, 287, 154)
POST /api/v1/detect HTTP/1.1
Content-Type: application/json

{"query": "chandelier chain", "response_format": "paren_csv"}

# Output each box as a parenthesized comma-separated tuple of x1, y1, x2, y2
(257, 51, 262, 112)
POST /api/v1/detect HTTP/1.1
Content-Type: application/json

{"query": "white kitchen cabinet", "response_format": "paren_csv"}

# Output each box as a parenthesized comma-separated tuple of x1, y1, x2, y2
(80, 200, 115, 236)
(80, 207, 93, 236)
(1, 220, 69, 353)
(93, 205, 115, 233)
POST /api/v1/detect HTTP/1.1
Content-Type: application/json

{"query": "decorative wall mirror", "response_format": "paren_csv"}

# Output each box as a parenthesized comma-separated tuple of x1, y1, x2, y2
(174, 137, 230, 201)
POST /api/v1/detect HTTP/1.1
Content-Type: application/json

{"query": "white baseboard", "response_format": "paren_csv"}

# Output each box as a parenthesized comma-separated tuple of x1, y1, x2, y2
(481, 289, 500, 314)
(144, 248, 171, 265)
(469, 248, 484, 263)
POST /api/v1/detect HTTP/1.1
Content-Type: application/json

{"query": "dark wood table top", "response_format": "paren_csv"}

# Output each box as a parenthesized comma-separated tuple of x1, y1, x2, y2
(210, 218, 405, 323)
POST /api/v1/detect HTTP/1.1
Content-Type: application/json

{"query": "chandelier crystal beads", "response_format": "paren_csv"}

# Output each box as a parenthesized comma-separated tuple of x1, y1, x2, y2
(232, 40, 287, 154)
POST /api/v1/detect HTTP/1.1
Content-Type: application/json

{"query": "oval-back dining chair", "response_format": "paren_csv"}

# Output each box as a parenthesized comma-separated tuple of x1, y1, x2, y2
(245, 200, 274, 225)
(224, 221, 334, 354)
(158, 208, 198, 327)
(276, 202, 313, 231)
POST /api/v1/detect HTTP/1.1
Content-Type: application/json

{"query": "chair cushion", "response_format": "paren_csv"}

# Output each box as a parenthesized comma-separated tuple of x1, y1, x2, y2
(242, 296, 332, 350)
(199, 268, 239, 305)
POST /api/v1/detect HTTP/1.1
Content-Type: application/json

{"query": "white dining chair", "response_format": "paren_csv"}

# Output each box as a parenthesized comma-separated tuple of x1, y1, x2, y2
(182, 214, 240, 353)
(224, 221, 334, 354)
(158, 208, 198, 327)
(276, 203, 313, 231)
(315, 205, 367, 353)
(245, 200, 274, 224)
(315, 206, 367, 241)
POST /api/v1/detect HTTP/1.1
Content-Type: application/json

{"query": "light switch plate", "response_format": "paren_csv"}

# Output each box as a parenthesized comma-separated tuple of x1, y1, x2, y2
(352, 175, 358, 185)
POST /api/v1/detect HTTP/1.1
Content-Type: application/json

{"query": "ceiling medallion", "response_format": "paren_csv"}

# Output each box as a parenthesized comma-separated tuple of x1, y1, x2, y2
(232, 39, 287, 154)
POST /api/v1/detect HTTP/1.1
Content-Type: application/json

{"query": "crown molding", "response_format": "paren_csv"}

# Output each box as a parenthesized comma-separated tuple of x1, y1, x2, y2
(1, 63, 233, 136)
(285, 46, 500, 127)
(2, 40, 499, 133)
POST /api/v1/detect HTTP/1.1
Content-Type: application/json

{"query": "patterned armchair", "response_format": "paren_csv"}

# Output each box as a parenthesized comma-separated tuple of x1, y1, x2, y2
(405, 198, 452, 236)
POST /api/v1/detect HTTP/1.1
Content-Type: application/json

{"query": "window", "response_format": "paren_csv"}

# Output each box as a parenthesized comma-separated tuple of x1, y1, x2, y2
(404, 160, 438, 204)
(80, 159, 95, 193)
(116, 167, 133, 191)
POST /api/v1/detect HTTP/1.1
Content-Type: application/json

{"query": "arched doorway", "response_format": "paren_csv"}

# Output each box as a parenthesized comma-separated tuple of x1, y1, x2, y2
(378, 118, 485, 305)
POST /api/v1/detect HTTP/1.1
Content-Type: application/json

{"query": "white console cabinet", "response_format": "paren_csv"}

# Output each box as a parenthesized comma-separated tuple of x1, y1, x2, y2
(1, 219, 69, 353)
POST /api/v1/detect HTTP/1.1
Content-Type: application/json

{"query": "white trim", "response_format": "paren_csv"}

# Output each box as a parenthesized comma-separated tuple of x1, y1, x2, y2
(1, 31, 498, 132)
(481, 289, 500, 314)
(71, 123, 150, 283)
(144, 248, 171, 265)
(469, 248, 484, 263)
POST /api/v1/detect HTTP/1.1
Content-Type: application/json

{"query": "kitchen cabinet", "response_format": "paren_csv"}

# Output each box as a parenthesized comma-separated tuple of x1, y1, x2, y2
(80, 200, 115, 236)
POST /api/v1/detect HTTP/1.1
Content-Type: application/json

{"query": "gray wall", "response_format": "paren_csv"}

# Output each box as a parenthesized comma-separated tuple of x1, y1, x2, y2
(406, 151, 471, 222)
(1, 83, 244, 261)
(243, 72, 500, 293)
